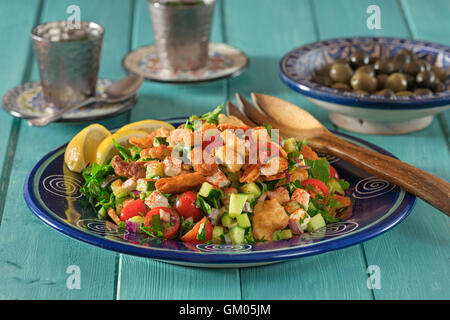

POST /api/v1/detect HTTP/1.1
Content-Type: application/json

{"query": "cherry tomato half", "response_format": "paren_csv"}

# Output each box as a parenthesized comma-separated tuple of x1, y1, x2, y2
(120, 199, 147, 221)
(175, 191, 203, 222)
(329, 165, 339, 180)
(301, 178, 330, 199)
(180, 216, 213, 244)
(144, 207, 180, 240)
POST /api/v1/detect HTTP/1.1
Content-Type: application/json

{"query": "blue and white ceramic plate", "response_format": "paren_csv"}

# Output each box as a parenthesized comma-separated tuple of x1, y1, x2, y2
(122, 43, 249, 83)
(2, 78, 137, 122)
(24, 118, 416, 268)
(279, 37, 450, 134)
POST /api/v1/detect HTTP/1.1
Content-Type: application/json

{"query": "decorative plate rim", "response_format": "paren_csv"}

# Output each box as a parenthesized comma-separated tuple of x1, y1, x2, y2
(121, 42, 249, 84)
(279, 36, 450, 110)
(23, 117, 416, 264)
(2, 78, 138, 122)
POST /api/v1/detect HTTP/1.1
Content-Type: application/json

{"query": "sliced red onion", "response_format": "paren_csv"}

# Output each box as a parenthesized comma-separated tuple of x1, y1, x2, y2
(243, 202, 253, 213)
(208, 207, 223, 226)
(223, 234, 232, 245)
(101, 175, 120, 188)
(132, 190, 141, 197)
(288, 218, 303, 235)
(258, 192, 268, 203)
(125, 220, 141, 234)
(292, 156, 311, 169)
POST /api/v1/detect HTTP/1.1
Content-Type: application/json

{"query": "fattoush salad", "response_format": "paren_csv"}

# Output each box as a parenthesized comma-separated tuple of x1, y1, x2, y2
(66, 105, 352, 245)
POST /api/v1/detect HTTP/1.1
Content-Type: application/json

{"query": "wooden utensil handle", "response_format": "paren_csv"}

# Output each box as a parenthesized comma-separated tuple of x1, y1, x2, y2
(308, 134, 450, 216)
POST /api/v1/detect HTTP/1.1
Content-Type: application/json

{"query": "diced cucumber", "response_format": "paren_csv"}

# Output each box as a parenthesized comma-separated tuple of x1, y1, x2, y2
(212, 226, 225, 244)
(284, 137, 299, 154)
(240, 182, 261, 201)
(272, 229, 293, 240)
(136, 179, 154, 193)
(236, 213, 251, 228)
(111, 180, 128, 198)
(280, 229, 293, 239)
(97, 206, 107, 219)
(284, 200, 301, 214)
(115, 196, 129, 213)
(329, 178, 345, 195)
(128, 216, 144, 224)
(198, 182, 214, 198)
(307, 213, 326, 232)
(229, 226, 246, 244)
(221, 213, 235, 228)
(145, 162, 164, 179)
(228, 193, 248, 218)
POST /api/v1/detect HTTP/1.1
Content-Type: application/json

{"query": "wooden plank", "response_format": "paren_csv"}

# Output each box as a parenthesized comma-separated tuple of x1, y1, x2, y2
(225, 0, 373, 300)
(115, 0, 242, 300)
(0, 0, 42, 224)
(314, 0, 450, 299)
(0, 0, 135, 299)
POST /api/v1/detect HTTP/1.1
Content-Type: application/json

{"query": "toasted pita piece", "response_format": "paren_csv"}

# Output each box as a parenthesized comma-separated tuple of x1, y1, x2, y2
(155, 172, 206, 194)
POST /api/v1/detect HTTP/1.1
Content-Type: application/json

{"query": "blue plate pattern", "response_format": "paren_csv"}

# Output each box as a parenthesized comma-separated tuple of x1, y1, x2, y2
(279, 37, 450, 109)
(24, 118, 416, 267)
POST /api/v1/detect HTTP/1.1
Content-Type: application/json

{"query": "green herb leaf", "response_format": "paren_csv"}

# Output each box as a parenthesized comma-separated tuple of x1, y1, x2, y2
(150, 214, 164, 235)
(200, 104, 223, 124)
(112, 139, 131, 160)
(305, 158, 330, 183)
(196, 221, 207, 242)
(338, 179, 350, 191)
(153, 137, 168, 146)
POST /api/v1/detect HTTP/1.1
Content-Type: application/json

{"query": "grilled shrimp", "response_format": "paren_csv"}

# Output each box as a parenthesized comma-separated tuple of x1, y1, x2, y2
(111, 155, 146, 179)
(140, 145, 171, 160)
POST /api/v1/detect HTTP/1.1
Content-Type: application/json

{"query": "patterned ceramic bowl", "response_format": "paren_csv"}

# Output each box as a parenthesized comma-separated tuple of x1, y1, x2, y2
(279, 37, 450, 134)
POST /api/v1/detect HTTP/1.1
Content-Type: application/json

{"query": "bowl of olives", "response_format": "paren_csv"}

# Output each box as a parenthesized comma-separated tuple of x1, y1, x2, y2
(279, 37, 449, 134)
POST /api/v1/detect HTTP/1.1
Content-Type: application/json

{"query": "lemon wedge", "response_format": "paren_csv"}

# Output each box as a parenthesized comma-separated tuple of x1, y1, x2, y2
(64, 124, 111, 173)
(94, 129, 149, 165)
(115, 119, 175, 134)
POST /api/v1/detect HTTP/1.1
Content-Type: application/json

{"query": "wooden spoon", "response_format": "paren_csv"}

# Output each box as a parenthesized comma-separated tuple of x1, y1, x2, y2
(226, 100, 257, 127)
(245, 92, 450, 216)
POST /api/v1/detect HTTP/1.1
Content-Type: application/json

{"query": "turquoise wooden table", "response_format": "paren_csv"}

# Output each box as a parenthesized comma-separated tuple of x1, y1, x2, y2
(0, 0, 448, 300)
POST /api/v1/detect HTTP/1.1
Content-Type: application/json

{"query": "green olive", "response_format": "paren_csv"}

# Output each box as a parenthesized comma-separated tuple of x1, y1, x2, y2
(312, 75, 334, 86)
(385, 73, 408, 92)
(331, 82, 351, 91)
(394, 51, 412, 65)
(329, 62, 353, 83)
(402, 60, 423, 76)
(376, 73, 388, 89)
(413, 88, 433, 96)
(433, 81, 445, 93)
(350, 72, 378, 93)
(315, 63, 332, 77)
(416, 70, 436, 88)
(375, 88, 395, 97)
(396, 49, 415, 59)
(373, 59, 395, 74)
(396, 91, 414, 96)
(354, 65, 375, 77)
(431, 65, 447, 82)
(416, 60, 432, 71)
(349, 51, 370, 68)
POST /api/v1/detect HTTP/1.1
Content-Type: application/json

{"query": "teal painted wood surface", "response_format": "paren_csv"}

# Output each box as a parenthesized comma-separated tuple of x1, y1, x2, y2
(0, 0, 135, 299)
(0, 0, 449, 300)
(313, 0, 450, 299)
(0, 0, 42, 227)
